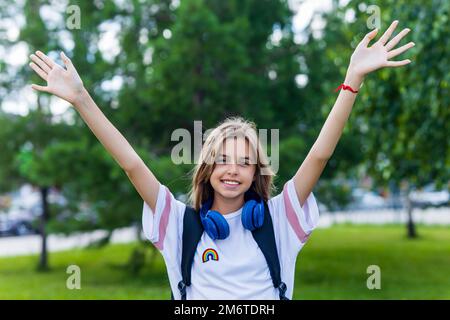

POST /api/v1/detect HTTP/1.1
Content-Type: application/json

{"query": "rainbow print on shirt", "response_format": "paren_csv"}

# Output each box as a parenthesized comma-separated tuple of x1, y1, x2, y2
(202, 248, 219, 263)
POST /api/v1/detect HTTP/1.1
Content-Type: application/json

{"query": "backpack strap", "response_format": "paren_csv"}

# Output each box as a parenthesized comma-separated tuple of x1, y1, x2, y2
(176, 205, 204, 300)
(251, 201, 289, 300)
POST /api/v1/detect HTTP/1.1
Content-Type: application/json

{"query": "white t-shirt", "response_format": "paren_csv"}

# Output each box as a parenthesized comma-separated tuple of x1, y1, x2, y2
(142, 179, 319, 300)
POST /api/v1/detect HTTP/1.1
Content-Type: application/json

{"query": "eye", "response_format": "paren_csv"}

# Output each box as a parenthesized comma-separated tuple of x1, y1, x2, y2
(238, 159, 250, 166)
(216, 156, 227, 164)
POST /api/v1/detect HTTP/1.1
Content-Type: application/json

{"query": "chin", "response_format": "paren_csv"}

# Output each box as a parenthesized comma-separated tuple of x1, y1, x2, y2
(219, 185, 249, 199)
(221, 189, 242, 198)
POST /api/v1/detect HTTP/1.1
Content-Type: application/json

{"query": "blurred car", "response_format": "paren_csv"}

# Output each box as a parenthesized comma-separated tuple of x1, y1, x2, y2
(347, 188, 388, 211)
(0, 214, 38, 237)
(409, 184, 450, 209)
(0, 185, 42, 237)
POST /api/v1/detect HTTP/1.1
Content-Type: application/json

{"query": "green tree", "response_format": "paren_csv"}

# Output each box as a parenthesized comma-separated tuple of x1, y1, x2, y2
(0, 0, 122, 269)
(118, 0, 306, 162)
(309, 0, 449, 237)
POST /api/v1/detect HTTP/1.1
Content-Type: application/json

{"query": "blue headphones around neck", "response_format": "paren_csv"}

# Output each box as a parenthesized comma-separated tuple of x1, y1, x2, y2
(199, 189, 265, 240)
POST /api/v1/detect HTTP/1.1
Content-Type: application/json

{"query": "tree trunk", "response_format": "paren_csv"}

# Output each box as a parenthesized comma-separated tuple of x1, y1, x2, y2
(136, 223, 144, 243)
(405, 185, 417, 239)
(38, 186, 50, 271)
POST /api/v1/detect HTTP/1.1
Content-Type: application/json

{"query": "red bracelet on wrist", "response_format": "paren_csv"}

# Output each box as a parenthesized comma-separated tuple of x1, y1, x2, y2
(335, 83, 359, 93)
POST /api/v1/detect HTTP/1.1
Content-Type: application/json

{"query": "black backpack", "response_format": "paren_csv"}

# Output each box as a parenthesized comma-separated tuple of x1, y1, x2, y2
(172, 201, 289, 300)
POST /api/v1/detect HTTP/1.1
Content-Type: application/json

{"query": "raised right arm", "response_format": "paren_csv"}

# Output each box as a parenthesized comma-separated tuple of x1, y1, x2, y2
(29, 51, 159, 212)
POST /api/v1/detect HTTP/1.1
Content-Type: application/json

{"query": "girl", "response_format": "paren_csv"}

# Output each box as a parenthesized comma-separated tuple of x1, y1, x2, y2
(29, 20, 414, 299)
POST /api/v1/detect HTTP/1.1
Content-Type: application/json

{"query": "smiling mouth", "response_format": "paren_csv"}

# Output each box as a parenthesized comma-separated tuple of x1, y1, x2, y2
(220, 179, 241, 186)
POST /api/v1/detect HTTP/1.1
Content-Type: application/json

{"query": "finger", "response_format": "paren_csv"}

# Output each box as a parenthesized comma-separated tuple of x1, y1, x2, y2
(31, 84, 50, 92)
(30, 54, 51, 73)
(29, 62, 48, 81)
(60, 52, 74, 71)
(385, 28, 411, 51)
(360, 28, 379, 47)
(377, 20, 399, 46)
(387, 42, 415, 59)
(386, 59, 411, 67)
(35, 50, 55, 69)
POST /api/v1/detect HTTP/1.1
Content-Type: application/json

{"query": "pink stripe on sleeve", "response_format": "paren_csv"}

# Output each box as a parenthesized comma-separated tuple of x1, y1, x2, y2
(154, 186, 172, 250)
(282, 183, 310, 243)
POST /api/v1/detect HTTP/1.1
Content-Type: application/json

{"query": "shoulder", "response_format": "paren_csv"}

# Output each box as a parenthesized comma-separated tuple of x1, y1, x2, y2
(268, 179, 320, 243)
(142, 184, 187, 249)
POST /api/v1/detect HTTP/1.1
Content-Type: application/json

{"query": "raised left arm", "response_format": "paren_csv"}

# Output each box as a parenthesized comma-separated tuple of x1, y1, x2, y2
(293, 20, 414, 206)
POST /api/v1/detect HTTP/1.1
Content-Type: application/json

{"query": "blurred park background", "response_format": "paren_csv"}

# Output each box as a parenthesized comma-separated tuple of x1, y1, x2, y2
(0, 0, 449, 299)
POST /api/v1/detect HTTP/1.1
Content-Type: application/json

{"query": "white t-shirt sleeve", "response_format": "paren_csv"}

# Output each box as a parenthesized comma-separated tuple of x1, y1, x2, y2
(268, 178, 320, 256)
(141, 184, 185, 261)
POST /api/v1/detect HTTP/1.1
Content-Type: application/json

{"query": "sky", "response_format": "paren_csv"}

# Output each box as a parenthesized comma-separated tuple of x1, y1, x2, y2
(0, 0, 336, 118)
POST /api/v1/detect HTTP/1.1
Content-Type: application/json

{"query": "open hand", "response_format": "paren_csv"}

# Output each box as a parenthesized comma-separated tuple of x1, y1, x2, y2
(348, 20, 414, 78)
(29, 51, 84, 105)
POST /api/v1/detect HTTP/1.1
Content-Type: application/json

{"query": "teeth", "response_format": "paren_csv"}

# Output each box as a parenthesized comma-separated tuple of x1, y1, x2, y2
(222, 180, 239, 185)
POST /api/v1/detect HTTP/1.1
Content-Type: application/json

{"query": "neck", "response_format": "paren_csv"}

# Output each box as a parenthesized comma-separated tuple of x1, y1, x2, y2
(210, 193, 245, 215)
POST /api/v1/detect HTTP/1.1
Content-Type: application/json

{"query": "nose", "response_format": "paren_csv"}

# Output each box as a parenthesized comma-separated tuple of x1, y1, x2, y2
(226, 163, 239, 175)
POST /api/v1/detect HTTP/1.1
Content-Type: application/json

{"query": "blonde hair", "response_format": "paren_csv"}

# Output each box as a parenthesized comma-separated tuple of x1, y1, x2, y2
(188, 117, 276, 210)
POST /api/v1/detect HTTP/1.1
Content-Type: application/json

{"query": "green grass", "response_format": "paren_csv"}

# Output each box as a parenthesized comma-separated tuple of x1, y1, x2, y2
(295, 224, 450, 299)
(0, 225, 449, 299)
